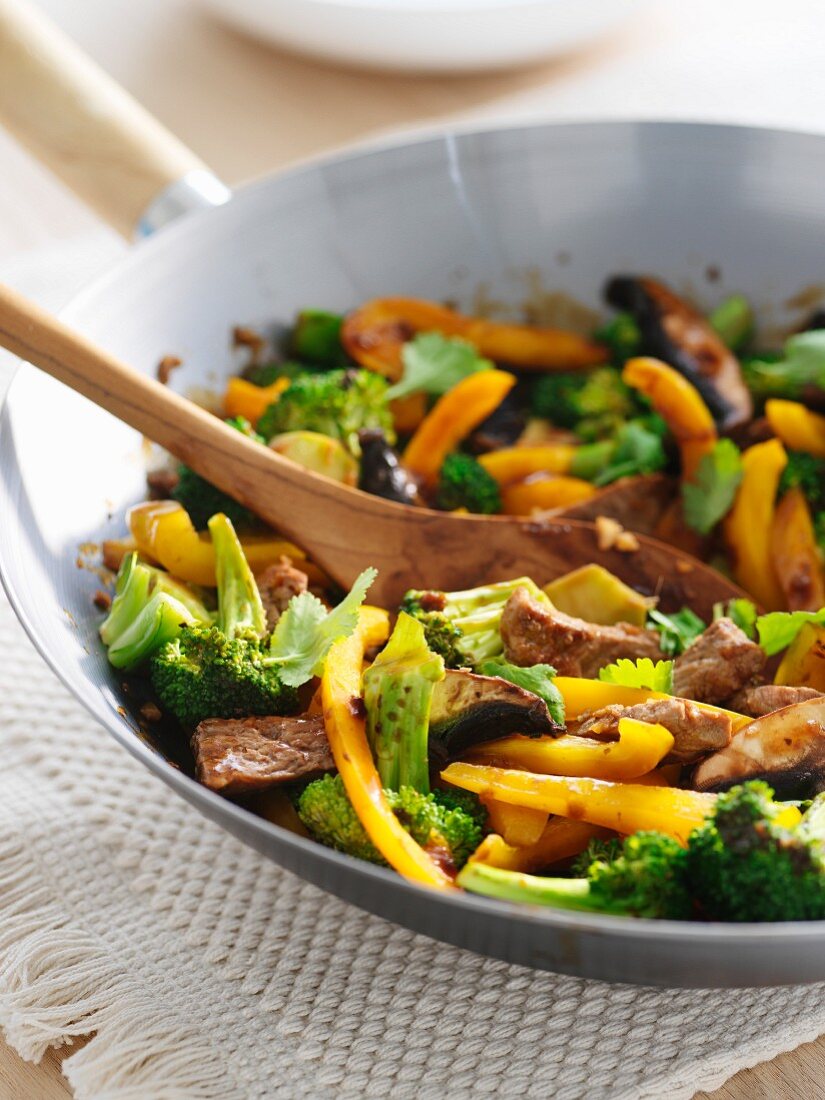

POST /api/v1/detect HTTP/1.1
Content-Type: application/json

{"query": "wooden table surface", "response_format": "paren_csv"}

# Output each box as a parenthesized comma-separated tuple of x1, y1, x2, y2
(3, 0, 825, 1094)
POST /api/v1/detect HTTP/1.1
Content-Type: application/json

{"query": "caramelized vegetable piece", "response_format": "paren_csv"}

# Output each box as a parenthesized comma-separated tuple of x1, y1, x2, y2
(500, 475, 597, 515)
(442, 762, 715, 844)
(477, 445, 577, 484)
(469, 820, 612, 873)
(606, 277, 753, 429)
(770, 487, 825, 612)
(544, 563, 656, 626)
(128, 500, 306, 587)
(775, 624, 825, 691)
(269, 430, 358, 486)
(554, 676, 751, 731)
(723, 438, 788, 611)
(342, 297, 608, 380)
(622, 357, 717, 479)
(766, 399, 825, 458)
(403, 370, 516, 486)
(466, 718, 674, 782)
(224, 377, 290, 427)
(481, 799, 549, 847)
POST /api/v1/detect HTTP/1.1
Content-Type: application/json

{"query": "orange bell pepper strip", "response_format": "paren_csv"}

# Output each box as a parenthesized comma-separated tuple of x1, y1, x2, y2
(765, 399, 825, 459)
(341, 297, 608, 380)
(441, 763, 716, 845)
(128, 500, 307, 587)
(622, 357, 717, 480)
(723, 438, 788, 611)
(469, 820, 612, 874)
(770, 487, 825, 612)
(322, 609, 453, 890)
(775, 623, 825, 691)
(501, 475, 597, 515)
(554, 676, 751, 732)
(223, 377, 290, 428)
(403, 370, 516, 485)
(390, 393, 427, 435)
(478, 445, 577, 485)
(481, 798, 549, 847)
(465, 718, 674, 782)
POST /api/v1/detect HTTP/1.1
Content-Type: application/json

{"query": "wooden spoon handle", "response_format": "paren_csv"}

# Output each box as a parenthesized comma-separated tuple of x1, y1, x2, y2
(0, 0, 212, 237)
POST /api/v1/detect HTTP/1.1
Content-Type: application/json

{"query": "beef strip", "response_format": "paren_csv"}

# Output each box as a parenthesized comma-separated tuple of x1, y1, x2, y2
(256, 556, 309, 631)
(576, 697, 732, 763)
(500, 586, 662, 678)
(725, 684, 824, 718)
(193, 714, 332, 794)
(672, 617, 766, 704)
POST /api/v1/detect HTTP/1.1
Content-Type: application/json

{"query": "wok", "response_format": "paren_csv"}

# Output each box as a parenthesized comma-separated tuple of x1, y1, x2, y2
(2, 1, 825, 986)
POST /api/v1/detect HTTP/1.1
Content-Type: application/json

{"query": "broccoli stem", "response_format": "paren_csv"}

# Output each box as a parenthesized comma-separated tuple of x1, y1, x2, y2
(457, 862, 599, 911)
(208, 513, 267, 639)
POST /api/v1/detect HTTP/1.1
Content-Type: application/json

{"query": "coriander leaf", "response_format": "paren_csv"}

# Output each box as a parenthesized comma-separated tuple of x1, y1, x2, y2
(592, 417, 667, 487)
(477, 659, 565, 727)
(682, 439, 743, 534)
(648, 607, 706, 657)
(386, 333, 492, 401)
(756, 608, 825, 657)
(713, 597, 758, 639)
(743, 329, 825, 401)
(598, 657, 674, 693)
(265, 567, 377, 686)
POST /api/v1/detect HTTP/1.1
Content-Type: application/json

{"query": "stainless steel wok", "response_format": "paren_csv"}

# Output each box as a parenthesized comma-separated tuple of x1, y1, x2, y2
(2, 0, 825, 987)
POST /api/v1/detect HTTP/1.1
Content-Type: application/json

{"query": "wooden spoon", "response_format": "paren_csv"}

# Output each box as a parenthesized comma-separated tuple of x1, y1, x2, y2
(0, 283, 747, 615)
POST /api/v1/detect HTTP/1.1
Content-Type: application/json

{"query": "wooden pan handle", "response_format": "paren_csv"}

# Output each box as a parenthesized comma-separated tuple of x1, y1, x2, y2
(0, 0, 218, 237)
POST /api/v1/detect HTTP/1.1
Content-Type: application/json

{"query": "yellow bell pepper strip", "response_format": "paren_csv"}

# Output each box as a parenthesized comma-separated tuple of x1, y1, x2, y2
(770, 487, 825, 612)
(223, 376, 290, 428)
(469, 820, 612, 874)
(481, 798, 549, 847)
(322, 609, 453, 890)
(477, 445, 577, 485)
(723, 438, 788, 611)
(500, 475, 597, 516)
(441, 763, 716, 845)
(128, 500, 307, 587)
(402, 369, 516, 485)
(341, 297, 608, 380)
(554, 676, 751, 732)
(775, 623, 825, 691)
(622, 357, 717, 480)
(466, 718, 674, 782)
(766, 399, 825, 458)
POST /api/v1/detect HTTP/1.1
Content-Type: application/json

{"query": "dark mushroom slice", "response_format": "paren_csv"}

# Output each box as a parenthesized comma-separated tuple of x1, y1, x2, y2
(693, 697, 825, 798)
(605, 275, 753, 429)
(465, 384, 530, 454)
(428, 669, 562, 760)
(357, 428, 420, 504)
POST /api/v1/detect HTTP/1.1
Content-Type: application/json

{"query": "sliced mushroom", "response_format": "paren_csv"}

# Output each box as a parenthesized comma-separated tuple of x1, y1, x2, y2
(605, 276, 753, 429)
(357, 428, 420, 504)
(429, 669, 562, 760)
(693, 697, 825, 797)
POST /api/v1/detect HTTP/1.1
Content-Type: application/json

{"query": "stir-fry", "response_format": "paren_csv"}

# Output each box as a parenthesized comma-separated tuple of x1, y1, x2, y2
(162, 281, 825, 613)
(97, 497, 825, 920)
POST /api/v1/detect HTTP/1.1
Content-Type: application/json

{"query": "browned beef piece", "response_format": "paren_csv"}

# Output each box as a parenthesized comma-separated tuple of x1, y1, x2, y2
(193, 714, 332, 794)
(672, 617, 766, 704)
(500, 586, 662, 678)
(577, 697, 732, 763)
(256, 557, 309, 630)
(146, 466, 180, 499)
(725, 684, 824, 718)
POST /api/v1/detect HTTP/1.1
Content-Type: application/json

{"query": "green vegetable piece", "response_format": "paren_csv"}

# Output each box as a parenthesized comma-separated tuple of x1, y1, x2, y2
(458, 832, 691, 919)
(568, 439, 615, 481)
(756, 608, 825, 656)
(386, 332, 493, 402)
(591, 416, 668, 486)
(476, 658, 565, 726)
(815, 511, 825, 553)
(208, 513, 268, 639)
(290, 309, 346, 367)
(266, 567, 377, 687)
(742, 329, 825, 402)
(531, 366, 640, 441)
(107, 593, 197, 671)
(713, 598, 758, 639)
(682, 438, 744, 534)
(172, 416, 263, 530)
(244, 361, 322, 387)
(363, 612, 445, 793)
(594, 312, 641, 363)
(436, 452, 501, 514)
(708, 294, 754, 351)
(779, 451, 825, 512)
(648, 607, 706, 657)
(598, 657, 674, 693)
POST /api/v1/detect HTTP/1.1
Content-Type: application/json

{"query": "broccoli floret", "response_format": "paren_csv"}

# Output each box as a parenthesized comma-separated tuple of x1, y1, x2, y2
(708, 294, 754, 352)
(257, 368, 394, 454)
(363, 612, 445, 793)
(458, 832, 691, 919)
(290, 309, 347, 367)
(779, 451, 825, 512)
(150, 514, 295, 726)
(436, 453, 502, 514)
(570, 836, 623, 877)
(401, 576, 549, 668)
(297, 774, 484, 870)
(591, 415, 669, 486)
(816, 511, 825, 553)
(531, 367, 640, 441)
(594, 312, 641, 363)
(244, 361, 320, 387)
(687, 781, 825, 921)
(172, 417, 263, 530)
